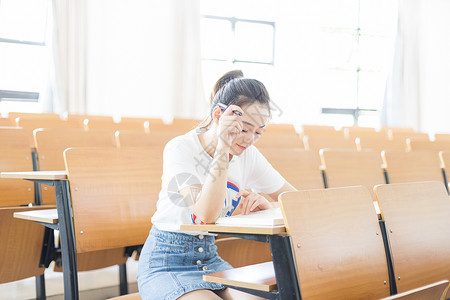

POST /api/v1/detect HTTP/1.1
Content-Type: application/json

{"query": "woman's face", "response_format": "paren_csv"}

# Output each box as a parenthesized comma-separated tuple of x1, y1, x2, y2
(229, 102, 270, 156)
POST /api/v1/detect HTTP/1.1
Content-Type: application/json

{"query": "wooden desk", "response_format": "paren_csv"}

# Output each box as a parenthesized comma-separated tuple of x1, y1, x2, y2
(1, 171, 78, 300)
(180, 223, 300, 299)
(14, 208, 58, 224)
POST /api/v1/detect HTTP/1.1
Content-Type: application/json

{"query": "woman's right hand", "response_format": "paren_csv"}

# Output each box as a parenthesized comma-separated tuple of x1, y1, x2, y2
(217, 104, 244, 150)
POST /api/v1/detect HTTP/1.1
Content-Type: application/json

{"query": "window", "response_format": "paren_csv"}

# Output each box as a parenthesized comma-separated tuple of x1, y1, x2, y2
(199, 0, 276, 103)
(0, 0, 50, 114)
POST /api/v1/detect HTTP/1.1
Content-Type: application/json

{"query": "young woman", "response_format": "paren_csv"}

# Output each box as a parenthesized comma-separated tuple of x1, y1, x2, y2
(137, 70, 296, 300)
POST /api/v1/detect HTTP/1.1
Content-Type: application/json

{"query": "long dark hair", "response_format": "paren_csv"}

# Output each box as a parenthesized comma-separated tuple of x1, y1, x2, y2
(199, 70, 271, 129)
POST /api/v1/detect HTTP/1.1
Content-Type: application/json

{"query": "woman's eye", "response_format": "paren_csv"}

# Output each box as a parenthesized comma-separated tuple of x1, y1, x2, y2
(242, 129, 248, 133)
(255, 131, 262, 135)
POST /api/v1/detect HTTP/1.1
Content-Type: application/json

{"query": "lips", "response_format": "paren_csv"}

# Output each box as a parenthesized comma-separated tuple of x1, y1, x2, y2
(237, 144, 247, 150)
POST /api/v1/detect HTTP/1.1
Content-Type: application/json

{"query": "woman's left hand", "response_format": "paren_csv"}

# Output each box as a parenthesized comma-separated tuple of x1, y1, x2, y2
(235, 190, 273, 215)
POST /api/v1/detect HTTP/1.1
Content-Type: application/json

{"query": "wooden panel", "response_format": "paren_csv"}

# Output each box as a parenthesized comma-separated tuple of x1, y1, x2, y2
(8, 112, 61, 120)
(303, 135, 357, 151)
(374, 182, 450, 293)
(262, 123, 297, 135)
(258, 148, 324, 189)
(320, 149, 385, 200)
(301, 124, 338, 137)
(0, 118, 13, 126)
(64, 147, 161, 253)
(382, 150, 444, 184)
(53, 247, 128, 272)
(358, 136, 408, 152)
(34, 128, 116, 204)
(379, 280, 449, 300)
(0, 205, 54, 283)
(434, 133, 450, 142)
(215, 237, 271, 268)
(203, 261, 277, 292)
(279, 187, 390, 300)
(107, 293, 141, 300)
(342, 126, 377, 139)
(394, 132, 429, 142)
(0, 128, 35, 206)
(16, 118, 84, 146)
(408, 140, 450, 152)
(255, 124, 303, 148)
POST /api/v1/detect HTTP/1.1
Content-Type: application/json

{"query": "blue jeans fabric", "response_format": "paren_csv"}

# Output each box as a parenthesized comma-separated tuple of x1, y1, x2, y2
(137, 226, 233, 300)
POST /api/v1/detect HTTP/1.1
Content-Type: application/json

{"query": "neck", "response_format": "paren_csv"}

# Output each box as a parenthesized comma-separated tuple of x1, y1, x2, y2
(199, 127, 233, 160)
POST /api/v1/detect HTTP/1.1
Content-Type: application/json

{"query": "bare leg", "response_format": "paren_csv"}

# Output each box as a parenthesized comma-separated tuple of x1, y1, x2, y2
(178, 289, 223, 300)
(215, 288, 266, 300)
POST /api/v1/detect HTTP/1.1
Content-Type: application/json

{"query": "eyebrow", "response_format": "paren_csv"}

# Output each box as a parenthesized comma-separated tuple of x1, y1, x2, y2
(243, 120, 266, 129)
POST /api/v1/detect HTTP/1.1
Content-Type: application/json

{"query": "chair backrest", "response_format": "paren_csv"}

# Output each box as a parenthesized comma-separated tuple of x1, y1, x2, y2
(215, 237, 271, 268)
(382, 150, 444, 184)
(15, 118, 84, 146)
(258, 148, 324, 189)
(374, 181, 450, 293)
(434, 133, 450, 142)
(0, 206, 51, 283)
(8, 112, 61, 120)
(34, 128, 117, 204)
(342, 126, 377, 139)
(0, 128, 35, 206)
(279, 186, 390, 299)
(255, 124, 303, 148)
(300, 124, 338, 137)
(357, 136, 408, 152)
(379, 127, 415, 140)
(0, 118, 13, 126)
(408, 139, 450, 153)
(395, 132, 430, 142)
(379, 280, 449, 300)
(320, 149, 385, 198)
(303, 135, 357, 151)
(64, 147, 161, 253)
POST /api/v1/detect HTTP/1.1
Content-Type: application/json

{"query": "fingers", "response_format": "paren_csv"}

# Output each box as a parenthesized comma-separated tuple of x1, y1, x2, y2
(222, 105, 245, 117)
(239, 192, 272, 215)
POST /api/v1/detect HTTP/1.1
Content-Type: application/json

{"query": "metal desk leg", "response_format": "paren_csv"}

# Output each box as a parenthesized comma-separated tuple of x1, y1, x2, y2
(269, 235, 301, 300)
(55, 180, 79, 300)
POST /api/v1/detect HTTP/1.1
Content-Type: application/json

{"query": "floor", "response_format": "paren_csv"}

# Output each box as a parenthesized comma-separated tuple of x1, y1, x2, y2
(0, 259, 139, 300)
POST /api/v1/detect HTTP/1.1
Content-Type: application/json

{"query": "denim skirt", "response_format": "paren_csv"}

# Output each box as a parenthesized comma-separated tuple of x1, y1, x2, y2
(137, 226, 233, 300)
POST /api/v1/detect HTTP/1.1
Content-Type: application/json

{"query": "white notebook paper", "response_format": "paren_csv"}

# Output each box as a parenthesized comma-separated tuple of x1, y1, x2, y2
(215, 207, 284, 226)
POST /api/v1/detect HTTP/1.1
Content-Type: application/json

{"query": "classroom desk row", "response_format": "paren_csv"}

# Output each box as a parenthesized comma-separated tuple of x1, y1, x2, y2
(4, 166, 450, 300)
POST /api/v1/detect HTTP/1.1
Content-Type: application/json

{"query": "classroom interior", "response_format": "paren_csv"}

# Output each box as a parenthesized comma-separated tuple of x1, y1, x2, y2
(1, 0, 450, 299)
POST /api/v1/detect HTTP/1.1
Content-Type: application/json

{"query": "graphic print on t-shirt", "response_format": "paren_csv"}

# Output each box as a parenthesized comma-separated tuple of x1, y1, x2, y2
(190, 181, 242, 224)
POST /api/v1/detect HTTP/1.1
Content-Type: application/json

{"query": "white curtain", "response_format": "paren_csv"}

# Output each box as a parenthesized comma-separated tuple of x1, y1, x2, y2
(383, 0, 450, 133)
(84, 0, 205, 120)
(47, 0, 87, 114)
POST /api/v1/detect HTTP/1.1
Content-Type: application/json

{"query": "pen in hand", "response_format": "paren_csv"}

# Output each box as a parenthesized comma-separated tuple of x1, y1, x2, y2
(218, 103, 243, 116)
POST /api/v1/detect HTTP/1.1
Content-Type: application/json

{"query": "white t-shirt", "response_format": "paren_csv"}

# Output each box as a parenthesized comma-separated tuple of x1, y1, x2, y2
(151, 129, 286, 234)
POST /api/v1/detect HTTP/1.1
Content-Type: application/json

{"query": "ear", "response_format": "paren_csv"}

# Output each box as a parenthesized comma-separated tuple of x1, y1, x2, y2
(212, 106, 222, 125)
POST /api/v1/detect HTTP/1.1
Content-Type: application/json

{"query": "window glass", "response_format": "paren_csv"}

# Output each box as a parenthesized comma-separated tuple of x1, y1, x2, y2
(235, 22, 274, 63)
(200, 18, 233, 60)
(0, 0, 48, 43)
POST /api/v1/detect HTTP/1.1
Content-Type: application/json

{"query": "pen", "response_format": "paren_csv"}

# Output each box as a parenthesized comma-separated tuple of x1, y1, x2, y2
(218, 103, 243, 116)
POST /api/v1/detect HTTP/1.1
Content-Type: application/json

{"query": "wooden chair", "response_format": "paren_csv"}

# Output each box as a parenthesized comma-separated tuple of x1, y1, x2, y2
(255, 123, 303, 148)
(379, 127, 415, 140)
(215, 237, 272, 268)
(278, 186, 391, 299)
(34, 128, 117, 205)
(407, 139, 450, 153)
(342, 126, 377, 139)
(434, 133, 450, 142)
(357, 136, 408, 152)
(379, 280, 449, 300)
(0, 118, 13, 126)
(108, 294, 141, 300)
(15, 117, 85, 146)
(64, 147, 161, 253)
(0, 127, 35, 206)
(374, 181, 450, 294)
(258, 148, 324, 189)
(300, 124, 338, 137)
(320, 149, 386, 199)
(396, 132, 430, 142)
(0, 205, 55, 298)
(8, 112, 61, 120)
(382, 150, 444, 184)
(303, 135, 357, 151)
